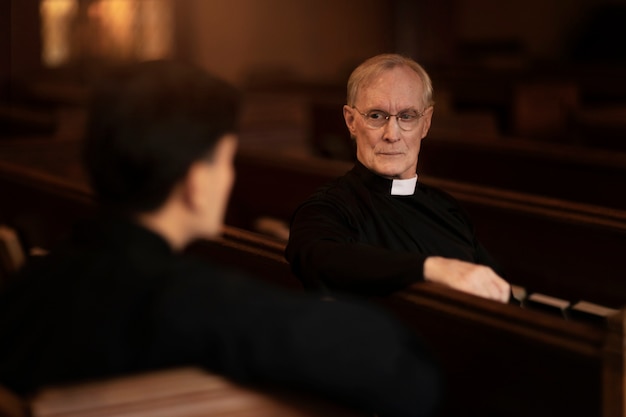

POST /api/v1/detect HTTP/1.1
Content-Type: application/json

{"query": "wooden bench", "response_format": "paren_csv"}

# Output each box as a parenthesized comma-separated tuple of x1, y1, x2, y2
(0, 367, 366, 417)
(159, 222, 626, 417)
(417, 135, 626, 211)
(123, 219, 626, 417)
(0, 140, 94, 251)
(229, 147, 626, 308)
(2, 140, 626, 307)
(1, 142, 625, 417)
(386, 283, 625, 417)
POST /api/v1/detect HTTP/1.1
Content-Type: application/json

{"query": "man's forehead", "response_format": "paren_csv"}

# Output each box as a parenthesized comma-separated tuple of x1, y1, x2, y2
(357, 67, 424, 106)
(368, 65, 422, 85)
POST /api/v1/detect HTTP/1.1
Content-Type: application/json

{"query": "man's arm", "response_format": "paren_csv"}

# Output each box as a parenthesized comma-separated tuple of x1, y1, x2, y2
(422, 256, 511, 303)
(287, 197, 511, 302)
(286, 201, 427, 295)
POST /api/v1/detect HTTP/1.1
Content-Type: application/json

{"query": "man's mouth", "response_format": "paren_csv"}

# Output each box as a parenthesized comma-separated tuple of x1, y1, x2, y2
(378, 152, 403, 156)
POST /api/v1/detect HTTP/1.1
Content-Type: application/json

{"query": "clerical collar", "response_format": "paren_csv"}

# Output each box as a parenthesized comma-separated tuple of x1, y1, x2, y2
(353, 161, 418, 196)
(390, 176, 418, 195)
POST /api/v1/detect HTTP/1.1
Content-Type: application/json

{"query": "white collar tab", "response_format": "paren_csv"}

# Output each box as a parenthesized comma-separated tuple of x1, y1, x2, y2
(390, 176, 418, 196)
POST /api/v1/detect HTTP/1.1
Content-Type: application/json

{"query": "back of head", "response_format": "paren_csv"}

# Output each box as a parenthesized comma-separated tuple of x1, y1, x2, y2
(83, 60, 241, 215)
(346, 53, 434, 108)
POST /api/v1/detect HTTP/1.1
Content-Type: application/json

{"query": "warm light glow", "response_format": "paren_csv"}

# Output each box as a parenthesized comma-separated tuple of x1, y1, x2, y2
(88, 0, 137, 60)
(136, 0, 173, 60)
(40, 0, 173, 67)
(40, 0, 78, 67)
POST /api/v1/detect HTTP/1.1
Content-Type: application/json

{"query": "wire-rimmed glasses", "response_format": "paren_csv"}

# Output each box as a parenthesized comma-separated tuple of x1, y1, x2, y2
(352, 106, 427, 131)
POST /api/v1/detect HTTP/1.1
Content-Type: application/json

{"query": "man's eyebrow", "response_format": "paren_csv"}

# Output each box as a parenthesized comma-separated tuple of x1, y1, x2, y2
(366, 107, 417, 112)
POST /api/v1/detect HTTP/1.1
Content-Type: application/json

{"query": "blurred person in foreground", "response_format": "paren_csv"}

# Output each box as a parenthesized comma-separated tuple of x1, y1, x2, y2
(0, 60, 442, 417)
(286, 53, 511, 303)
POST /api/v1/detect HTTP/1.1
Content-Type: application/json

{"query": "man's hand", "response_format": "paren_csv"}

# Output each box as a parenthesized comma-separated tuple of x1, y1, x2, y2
(422, 256, 510, 303)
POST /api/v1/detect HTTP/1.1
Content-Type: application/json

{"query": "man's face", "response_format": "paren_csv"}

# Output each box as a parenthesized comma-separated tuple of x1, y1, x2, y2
(343, 65, 433, 179)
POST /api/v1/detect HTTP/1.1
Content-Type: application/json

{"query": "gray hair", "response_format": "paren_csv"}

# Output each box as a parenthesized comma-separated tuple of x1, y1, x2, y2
(346, 53, 434, 109)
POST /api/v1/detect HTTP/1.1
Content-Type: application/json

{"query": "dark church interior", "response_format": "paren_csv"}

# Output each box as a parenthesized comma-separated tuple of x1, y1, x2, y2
(1, 1, 626, 416)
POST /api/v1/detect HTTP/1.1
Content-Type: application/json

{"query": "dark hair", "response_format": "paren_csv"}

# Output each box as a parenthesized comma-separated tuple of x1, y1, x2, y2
(83, 60, 241, 214)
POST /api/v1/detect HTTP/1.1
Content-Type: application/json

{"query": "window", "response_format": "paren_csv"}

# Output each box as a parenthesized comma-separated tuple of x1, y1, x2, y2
(40, 0, 173, 67)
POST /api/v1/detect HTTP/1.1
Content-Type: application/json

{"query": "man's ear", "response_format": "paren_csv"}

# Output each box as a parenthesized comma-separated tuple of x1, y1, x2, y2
(419, 106, 434, 139)
(343, 105, 357, 136)
(183, 161, 213, 212)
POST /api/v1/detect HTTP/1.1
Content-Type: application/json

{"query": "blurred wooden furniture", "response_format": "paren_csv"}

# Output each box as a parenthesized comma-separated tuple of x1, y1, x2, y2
(27, 367, 364, 417)
(3, 140, 626, 307)
(513, 81, 579, 138)
(0, 384, 27, 417)
(417, 135, 626, 210)
(1, 139, 626, 416)
(0, 224, 25, 289)
(153, 227, 626, 417)
(228, 147, 626, 308)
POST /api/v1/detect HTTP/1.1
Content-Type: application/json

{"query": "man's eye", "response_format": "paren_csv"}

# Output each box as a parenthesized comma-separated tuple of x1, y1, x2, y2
(399, 112, 417, 121)
(368, 111, 387, 120)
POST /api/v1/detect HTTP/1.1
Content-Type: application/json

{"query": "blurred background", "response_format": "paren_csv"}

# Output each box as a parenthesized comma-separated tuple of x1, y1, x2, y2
(2, 0, 626, 162)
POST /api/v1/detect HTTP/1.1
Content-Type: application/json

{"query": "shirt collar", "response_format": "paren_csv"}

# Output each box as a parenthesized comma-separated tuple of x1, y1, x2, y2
(352, 161, 418, 196)
(390, 176, 418, 195)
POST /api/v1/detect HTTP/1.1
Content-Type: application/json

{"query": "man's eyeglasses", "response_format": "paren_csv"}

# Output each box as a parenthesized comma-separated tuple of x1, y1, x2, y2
(352, 106, 427, 131)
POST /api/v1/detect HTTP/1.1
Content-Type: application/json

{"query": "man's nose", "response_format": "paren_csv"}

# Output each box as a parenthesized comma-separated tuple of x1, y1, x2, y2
(382, 117, 402, 142)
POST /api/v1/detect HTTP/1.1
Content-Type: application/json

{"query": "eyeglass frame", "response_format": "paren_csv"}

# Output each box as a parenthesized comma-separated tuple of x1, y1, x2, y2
(351, 105, 428, 131)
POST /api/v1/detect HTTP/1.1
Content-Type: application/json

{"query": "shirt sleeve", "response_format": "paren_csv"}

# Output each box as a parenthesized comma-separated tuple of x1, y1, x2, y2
(285, 198, 427, 296)
(430, 186, 507, 279)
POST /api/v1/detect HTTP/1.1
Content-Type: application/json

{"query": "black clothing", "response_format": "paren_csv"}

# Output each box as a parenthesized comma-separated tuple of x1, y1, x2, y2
(0, 216, 442, 417)
(286, 161, 503, 296)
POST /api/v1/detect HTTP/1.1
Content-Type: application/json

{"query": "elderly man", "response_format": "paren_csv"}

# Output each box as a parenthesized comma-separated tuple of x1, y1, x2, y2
(286, 53, 511, 303)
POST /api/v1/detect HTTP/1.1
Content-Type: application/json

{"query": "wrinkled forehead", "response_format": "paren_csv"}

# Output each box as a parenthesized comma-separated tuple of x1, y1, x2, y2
(353, 66, 425, 106)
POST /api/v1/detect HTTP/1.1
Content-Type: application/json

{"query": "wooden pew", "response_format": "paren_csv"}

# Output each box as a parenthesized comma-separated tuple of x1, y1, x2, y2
(427, 63, 626, 135)
(385, 283, 625, 417)
(188, 226, 300, 290)
(417, 135, 626, 211)
(229, 147, 626, 308)
(0, 367, 365, 417)
(0, 140, 94, 251)
(162, 223, 626, 417)
(0, 224, 27, 291)
(25, 367, 365, 417)
(1, 141, 625, 417)
(127, 220, 626, 417)
(2, 139, 626, 307)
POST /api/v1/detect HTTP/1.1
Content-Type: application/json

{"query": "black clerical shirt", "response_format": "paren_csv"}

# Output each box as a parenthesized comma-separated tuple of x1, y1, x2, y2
(286, 161, 503, 295)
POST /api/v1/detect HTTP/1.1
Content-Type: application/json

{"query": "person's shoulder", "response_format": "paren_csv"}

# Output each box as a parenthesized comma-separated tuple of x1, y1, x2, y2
(169, 254, 265, 293)
(291, 173, 365, 225)
(306, 167, 362, 203)
(418, 181, 461, 206)
(417, 181, 475, 225)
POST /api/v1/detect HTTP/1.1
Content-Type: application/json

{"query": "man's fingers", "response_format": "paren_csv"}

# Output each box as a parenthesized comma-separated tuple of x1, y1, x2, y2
(423, 256, 511, 303)
(480, 272, 510, 303)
